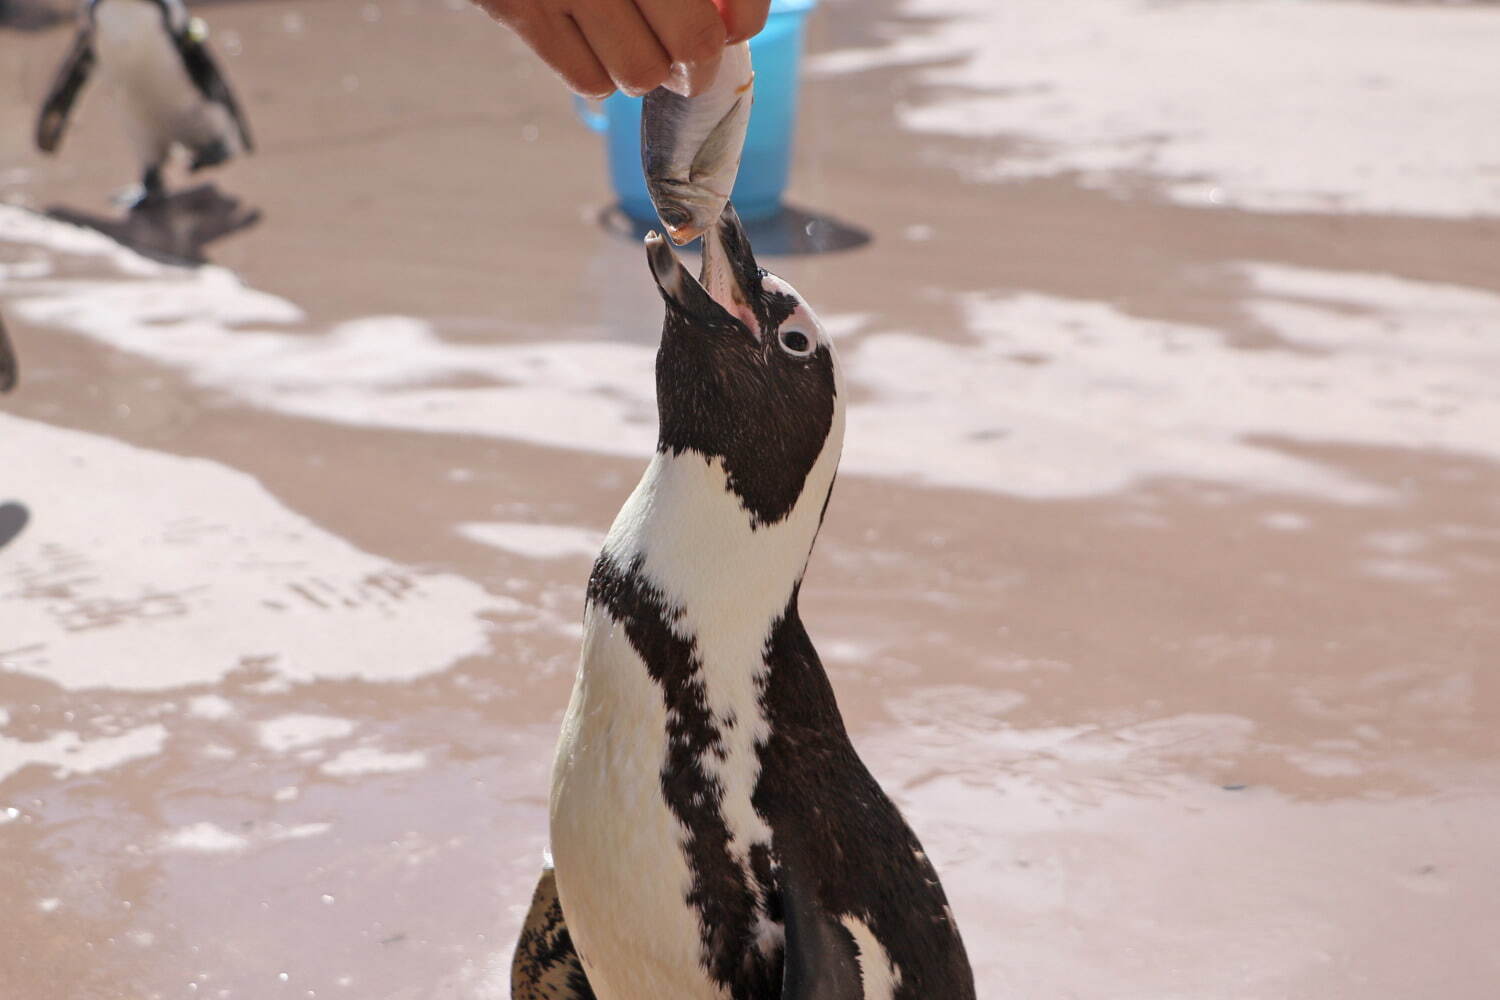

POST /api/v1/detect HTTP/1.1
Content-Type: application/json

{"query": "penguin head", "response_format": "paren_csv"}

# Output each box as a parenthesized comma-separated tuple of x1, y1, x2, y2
(645, 206, 844, 529)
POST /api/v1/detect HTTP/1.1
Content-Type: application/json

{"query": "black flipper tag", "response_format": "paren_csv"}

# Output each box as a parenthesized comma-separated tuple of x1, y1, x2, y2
(780, 850, 865, 1000)
(511, 864, 598, 1000)
(35, 26, 96, 154)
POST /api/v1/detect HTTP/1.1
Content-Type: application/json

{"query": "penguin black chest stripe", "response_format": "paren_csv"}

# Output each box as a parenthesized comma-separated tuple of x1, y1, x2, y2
(586, 551, 783, 997)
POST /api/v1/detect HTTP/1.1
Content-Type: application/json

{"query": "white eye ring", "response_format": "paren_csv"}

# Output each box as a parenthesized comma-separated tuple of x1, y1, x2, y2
(778, 328, 814, 356)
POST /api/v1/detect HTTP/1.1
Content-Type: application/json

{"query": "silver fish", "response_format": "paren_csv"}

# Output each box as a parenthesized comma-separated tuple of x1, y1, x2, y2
(641, 42, 753, 245)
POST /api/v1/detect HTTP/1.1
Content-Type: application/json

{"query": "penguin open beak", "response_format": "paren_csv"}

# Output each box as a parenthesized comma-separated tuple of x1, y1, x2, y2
(646, 204, 763, 335)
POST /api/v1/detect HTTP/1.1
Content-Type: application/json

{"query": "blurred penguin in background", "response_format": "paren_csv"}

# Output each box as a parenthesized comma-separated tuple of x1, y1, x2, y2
(35, 0, 252, 208)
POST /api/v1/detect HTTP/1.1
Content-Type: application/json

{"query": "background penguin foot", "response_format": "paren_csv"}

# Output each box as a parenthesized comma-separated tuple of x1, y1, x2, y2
(190, 139, 231, 172)
(117, 166, 167, 213)
(511, 865, 596, 1000)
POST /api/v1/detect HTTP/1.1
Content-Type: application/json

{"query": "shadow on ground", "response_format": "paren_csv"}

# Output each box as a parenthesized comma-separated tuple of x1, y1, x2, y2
(47, 183, 262, 266)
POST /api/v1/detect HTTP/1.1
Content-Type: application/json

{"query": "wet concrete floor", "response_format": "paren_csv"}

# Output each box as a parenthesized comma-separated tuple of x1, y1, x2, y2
(2, 0, 1498, 997)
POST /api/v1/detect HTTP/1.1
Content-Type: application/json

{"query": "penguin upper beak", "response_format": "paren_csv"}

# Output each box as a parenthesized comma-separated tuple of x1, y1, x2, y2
(646, 204, 763, 335)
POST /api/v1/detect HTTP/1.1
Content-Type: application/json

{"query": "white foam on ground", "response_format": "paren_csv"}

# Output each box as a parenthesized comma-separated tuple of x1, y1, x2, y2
(0, 414, 501, 691)
(268, 822, 333, 841)
(856, 687, 1500, 995)
(850, 268, 1500, 499)
(0, 723, 168, 784)
(319, 746, 428, 776)
(187, 695, 236, 720)
(257, 714, 356, 753)
(457, 522, 604, 560)
(158, 819, 336, 852)
(5, 209, 1499, 504)
(811, 0, 1500, 218)
(161, 821, 250, 854)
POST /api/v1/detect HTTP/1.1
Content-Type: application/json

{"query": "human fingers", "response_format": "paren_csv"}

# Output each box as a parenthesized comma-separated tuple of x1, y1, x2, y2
(715, 0, 770, 44)
(475, 0, 615, 98)
(570, 0, 673, 97)
(634, 0, 726, 96)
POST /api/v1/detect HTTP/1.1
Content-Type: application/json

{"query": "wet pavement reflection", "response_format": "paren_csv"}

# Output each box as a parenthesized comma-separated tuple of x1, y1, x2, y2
(3, 0, 1499, 997)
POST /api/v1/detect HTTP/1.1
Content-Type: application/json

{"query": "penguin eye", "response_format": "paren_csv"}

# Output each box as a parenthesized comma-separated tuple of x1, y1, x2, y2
(778, 329, 812, 356)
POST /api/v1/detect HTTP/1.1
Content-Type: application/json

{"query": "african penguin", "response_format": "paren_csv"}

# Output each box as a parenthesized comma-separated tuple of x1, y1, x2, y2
(35, 0, 253, 206)
(512, 205, 976, 1000)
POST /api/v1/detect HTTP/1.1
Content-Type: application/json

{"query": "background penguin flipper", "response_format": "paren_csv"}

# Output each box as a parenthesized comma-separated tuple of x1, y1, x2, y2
(174, 28, 254, 154)
(35, 26, 96, 154)
(0, 313, 17, 393)
(779, 850, 865, 1000)
(511, 864, 597, 1000)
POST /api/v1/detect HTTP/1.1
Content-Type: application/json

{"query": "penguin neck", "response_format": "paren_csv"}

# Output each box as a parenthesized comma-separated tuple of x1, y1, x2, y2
(596, 438, 839, 648)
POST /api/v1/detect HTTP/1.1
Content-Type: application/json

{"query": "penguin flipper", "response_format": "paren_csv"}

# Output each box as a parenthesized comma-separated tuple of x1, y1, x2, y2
(174, 27, 254, 154)
(35, 26, 96, 154)
(779, 849, 864, 1000)
(0, 313, 17, 394)
(511, 864, 597, 1000)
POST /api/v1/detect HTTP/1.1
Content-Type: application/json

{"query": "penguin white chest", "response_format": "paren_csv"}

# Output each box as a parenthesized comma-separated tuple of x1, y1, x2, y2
(92, 0, 231, 162)
(93, 2, 195, 108)
(549, 615, 725, 1000)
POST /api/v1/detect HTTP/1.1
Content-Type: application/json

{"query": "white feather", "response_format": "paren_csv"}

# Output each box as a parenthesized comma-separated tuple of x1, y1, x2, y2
(550, 617, 714, 998)
(91, 0, 240, 170)
(839, 915, 904, 1000)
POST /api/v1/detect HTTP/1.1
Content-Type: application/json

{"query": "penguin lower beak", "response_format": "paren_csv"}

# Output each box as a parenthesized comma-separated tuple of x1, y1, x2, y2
(697, 204, 762, 335)
(645, 204, 762, 334)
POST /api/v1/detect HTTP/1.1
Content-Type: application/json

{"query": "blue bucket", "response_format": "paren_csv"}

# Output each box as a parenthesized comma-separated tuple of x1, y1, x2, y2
(575, 0, 818, 226)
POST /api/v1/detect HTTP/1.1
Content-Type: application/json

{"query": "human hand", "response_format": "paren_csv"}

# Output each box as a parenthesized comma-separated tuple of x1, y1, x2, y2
(474, 0, 771, 99)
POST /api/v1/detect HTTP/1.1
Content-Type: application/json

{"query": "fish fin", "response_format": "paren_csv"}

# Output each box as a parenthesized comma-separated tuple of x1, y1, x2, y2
(689, 91, 752, 186)
(512, 863, 598, 1000)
